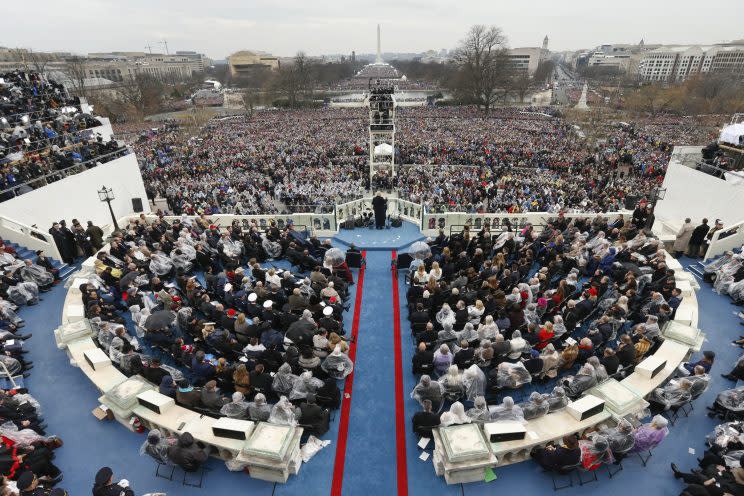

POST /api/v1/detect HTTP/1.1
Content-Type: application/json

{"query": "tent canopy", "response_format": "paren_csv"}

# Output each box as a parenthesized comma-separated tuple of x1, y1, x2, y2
(374, 143, 393, 156)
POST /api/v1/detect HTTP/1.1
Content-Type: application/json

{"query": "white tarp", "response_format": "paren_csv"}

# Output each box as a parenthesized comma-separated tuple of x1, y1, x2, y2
(724, 170, 744, 185)
(374, 143, 393, 156)
(720, 123, 744, 146)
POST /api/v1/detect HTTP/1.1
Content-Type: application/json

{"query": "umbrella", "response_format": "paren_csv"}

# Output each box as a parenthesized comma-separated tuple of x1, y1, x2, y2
(324, 248, 345, 267)
(408, 241, 431, 260)
(143, 310, 176, 331)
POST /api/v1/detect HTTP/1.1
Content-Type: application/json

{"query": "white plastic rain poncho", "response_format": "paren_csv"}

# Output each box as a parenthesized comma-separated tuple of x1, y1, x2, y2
(220, 392, 251, 419)
(0, 421, 49, 448)
(520, 392, 550, 420)
(7, 281, 38, 306)
(496, 361, 532, 389)
(272, 363, 298, 396)
(547, 386, 569, 412)
(457, 323, 479, 343)
(716, 386, 744, 412)
(441, 402, 471, 426)
(289, 371, 324, 400)
(170, 249, 193, 272)
(149, 252, 173, 276)
(321, 345, 354, 379)
(650, 378, 692, 410)
(603, 419, 636, 454)
(477, 316, 498, 340)
(466, 396, 491, 422)
(269, 396, 298, 426)
(139, 429, 171, 463)
(410, 375, 443, 409)
(489, 396, 525, 423)
(436, 303, 456, 327)
(0, 355, 22, 378)
(462, 364, 486, 402)
(261, 236, 281, 259)
(439, 365, 466, 401)
(247, 394, 272, 422)
(18, 263, 53, 286)
(564, 364, 598, 397)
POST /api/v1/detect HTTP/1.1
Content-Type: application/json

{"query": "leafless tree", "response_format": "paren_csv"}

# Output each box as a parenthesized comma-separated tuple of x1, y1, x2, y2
(274, 51, 315, 107)
(117, 73, 164, 119)
(451, 25, 510, 112)
(64, 56, 89, 98)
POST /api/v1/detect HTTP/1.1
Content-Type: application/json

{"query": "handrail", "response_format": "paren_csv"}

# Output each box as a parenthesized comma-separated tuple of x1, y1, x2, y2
(0, 147, 130, 200)
(0, 214, 62, 261)
(703, 218, 744, 261)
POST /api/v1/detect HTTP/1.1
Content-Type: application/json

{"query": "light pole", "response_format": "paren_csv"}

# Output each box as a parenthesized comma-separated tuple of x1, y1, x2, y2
(98, 185, 119, 231)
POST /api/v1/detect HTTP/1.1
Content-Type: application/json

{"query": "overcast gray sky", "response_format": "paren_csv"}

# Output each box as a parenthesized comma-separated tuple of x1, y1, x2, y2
(4, 0, 743, 59)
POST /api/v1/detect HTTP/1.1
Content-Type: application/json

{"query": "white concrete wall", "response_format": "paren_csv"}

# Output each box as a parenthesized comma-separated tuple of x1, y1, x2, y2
(655, 159, 744, 227)
(0, 153, 149, 229)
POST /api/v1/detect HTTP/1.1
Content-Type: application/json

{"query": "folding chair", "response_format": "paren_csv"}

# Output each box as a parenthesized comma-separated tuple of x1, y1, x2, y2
(549, 463, 580, 491)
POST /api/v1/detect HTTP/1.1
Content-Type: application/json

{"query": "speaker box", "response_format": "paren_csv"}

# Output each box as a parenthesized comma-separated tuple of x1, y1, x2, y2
(131, 197, 144, 213)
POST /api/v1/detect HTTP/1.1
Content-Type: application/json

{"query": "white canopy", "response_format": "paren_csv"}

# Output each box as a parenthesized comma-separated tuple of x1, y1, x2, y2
(374, 143, 393, 156)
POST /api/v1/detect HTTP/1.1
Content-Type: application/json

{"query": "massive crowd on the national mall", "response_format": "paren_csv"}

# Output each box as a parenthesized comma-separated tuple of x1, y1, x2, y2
(125, 107, 718, 217)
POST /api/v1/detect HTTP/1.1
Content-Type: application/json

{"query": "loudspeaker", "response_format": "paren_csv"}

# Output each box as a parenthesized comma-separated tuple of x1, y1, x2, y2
(131, 198, 144, 213)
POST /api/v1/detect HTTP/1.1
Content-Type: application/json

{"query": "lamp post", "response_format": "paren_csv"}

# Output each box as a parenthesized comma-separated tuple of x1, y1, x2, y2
(98, 185, 119, 232)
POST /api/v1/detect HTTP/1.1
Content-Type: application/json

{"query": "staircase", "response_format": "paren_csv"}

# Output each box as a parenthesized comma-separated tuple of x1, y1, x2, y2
(4, 241, 77, 280)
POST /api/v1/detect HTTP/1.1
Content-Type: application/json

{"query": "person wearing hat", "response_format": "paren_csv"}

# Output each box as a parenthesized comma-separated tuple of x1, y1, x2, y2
(220, 308, 237, 333)
(92, 466, 134, 496)
(167, 432, 208, 473)
(318, 305, 341, 335)
(298, 393, 330, 436)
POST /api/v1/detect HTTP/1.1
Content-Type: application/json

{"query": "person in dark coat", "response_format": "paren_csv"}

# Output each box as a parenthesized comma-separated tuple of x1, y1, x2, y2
(86, 221, 105, 250)
(372, 193, 387, 229)
(688, 219, 709, 258)
(167, 432, 208, 472)
(412, 399, 441, 437)
(298, 393, 329, 435)
(92, 466, 134, 496)
(530, 435, 581, 472)
(412, 342, 434, 374)
(48, 223, 75, 264)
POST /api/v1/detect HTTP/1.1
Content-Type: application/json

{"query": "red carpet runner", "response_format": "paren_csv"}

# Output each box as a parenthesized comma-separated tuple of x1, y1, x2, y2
(331, 251, 367, 496)
(391, 251, 409, 496)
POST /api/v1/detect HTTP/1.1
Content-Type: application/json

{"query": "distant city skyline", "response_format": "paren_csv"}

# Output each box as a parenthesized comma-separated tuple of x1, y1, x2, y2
(4, 0, 743, 59)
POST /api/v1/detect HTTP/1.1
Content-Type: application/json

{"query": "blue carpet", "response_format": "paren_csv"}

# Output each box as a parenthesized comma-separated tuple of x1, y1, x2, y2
(334, 221, 425, 251)
(17, 242, 743, 495)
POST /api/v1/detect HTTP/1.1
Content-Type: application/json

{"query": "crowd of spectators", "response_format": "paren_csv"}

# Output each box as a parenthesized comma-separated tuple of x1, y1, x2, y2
(74, 212, 360, 473)
(0, 71, 126, 203)
(0, 238, 66, 493)
(126, 106, 716, 217)
(404, 207, 714, 475)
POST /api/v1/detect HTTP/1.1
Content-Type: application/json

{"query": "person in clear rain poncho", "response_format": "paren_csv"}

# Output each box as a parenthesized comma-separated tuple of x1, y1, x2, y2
(458, 323, 479, 343)
(440, 402, 471, 426)
(149, 251, 173, 277)
(6, 280, 39, 306)
(563, 364, 598, 398)
(438, 322, 458, 342)
(489, 396, 525, 423)
(272, 363, 298, 396)
(710, 386, 744, 417)
(321, 345, 354, 379)
(269, 396, 299, 426)
(220, 392, 251, 419)
(439, 365, 465, 402)
(586, 356, 608, 382)
(466, 396, 491, 423)
(649, 378, 692, 412)
(170, 248, 193, 273)
(601, 419, 636, 455)
(18, 260, 53, 289)
(247, 393, 272, 422)
(547, 386, 569, 412)
(462, 364, 486, 402)
(261, 235, 281, 259)
(520, 392, 550, 420)
(630, 415, 669, 452)
(495, 361, 532, 389)
(579, 434, 614, 470)
(139, 429, 174, 464)
(289, 371, 324, 401)
(436, 303, 456, 327)
(411, 375, 443, 411)
(477, 315, 498, 340)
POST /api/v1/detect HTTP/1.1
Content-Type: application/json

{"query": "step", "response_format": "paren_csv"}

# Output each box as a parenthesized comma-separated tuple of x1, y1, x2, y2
(58, 265, 77, 280)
